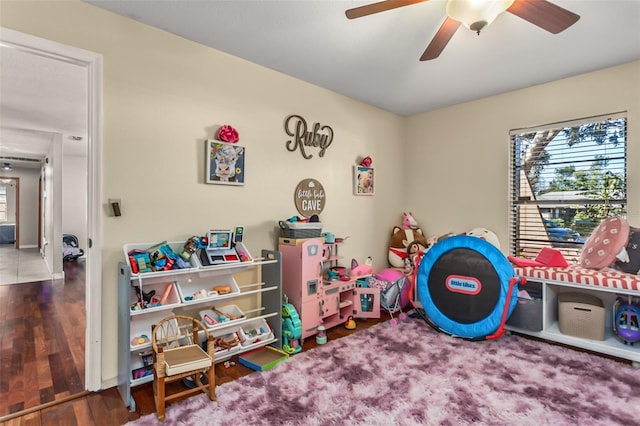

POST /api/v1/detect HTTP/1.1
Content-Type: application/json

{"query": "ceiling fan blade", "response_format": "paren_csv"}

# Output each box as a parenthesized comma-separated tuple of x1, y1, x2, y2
(345, 0, 430, 20)
(507, 0, 580, 34)
(420, 17, 461, 61)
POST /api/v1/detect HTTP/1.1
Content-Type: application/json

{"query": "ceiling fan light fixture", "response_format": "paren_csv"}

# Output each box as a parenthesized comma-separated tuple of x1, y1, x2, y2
(446, 0, 515, 34)
(2, 163, 12, 171)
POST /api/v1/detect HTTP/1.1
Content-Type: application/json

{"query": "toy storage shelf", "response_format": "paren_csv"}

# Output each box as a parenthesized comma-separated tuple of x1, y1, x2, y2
(505, 279, 640, 365)
(117, 249, 282, 411)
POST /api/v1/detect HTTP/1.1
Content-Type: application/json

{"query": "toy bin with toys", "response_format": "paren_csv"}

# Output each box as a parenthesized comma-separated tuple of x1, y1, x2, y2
(129, 312, 179, 385)
(278, 220, 323, 239)
(505, 281, 543, 332)
(130, 349, 154, 385)
(124, 240, 198, 275)
(199, 304, 245, 329)
(175, 274, 241, 304)
(129, 281, 180, 313)
(209, 328, 243, 359)
(129, 309, 175, 351)
(238, 318, 274, 347)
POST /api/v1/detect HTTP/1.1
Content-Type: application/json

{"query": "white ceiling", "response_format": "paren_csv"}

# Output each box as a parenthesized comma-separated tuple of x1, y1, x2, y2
(0, 43, 88, 168)
(85, 0, 640, 116)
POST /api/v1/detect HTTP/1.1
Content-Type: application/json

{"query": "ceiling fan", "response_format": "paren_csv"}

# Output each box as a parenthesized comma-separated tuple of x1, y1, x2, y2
(345, 0, 580, 61)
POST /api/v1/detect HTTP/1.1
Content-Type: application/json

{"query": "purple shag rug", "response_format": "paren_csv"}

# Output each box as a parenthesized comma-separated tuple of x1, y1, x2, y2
(128, 318, 640, 425)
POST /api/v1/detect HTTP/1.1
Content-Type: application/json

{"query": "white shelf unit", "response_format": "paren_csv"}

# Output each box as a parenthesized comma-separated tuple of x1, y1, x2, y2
(117, 249, 282, 410)
(505, 277, 640, 366)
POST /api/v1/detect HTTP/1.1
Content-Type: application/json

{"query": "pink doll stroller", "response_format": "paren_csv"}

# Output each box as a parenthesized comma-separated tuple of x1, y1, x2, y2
(368, 268, 410, 326)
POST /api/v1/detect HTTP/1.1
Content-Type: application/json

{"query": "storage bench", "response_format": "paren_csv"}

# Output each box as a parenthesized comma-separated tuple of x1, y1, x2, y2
(507, 264, 640, 366)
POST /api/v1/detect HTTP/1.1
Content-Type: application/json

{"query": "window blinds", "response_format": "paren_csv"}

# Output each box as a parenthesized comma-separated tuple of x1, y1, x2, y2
(509, 112, 627, 263)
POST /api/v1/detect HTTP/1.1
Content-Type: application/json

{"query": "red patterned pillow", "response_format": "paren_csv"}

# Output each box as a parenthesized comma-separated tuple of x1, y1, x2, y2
(580, 217, 630, 270)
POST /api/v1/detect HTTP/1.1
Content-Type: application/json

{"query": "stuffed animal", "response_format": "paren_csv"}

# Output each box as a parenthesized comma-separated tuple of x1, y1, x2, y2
(350, 257, 374, 277)
(427, 232, 455, 247)
(402, 212, 418, 230)
(388, 225, 428, 268)
(466, 227, 501, 250)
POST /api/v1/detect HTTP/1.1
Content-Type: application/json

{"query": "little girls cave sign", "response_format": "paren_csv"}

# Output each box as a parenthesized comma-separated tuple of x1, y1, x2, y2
(284, 114, 333, 160)
(294, 179, 325, 217)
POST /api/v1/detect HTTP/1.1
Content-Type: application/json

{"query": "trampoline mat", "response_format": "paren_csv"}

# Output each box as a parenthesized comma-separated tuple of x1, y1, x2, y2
(428, 248, 500, 324)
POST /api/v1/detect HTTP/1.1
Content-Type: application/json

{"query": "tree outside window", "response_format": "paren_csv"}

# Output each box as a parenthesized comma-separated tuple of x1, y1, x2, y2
(510, 114, 627, 262)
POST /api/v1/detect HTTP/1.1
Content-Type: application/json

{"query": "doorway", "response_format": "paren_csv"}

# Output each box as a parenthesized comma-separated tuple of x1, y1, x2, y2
(0, 177, 19, 248)
(0, 28, 102, 395)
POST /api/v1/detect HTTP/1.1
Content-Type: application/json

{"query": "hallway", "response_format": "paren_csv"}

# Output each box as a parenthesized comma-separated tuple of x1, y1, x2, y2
(0, 245, 52, 285)
(0, 258, 86, 418)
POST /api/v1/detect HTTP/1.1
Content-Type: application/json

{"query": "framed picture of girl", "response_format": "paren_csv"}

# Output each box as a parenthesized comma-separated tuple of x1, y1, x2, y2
(353, 166, 374, 195)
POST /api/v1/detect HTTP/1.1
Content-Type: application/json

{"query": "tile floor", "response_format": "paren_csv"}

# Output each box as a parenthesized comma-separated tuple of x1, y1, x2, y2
(0, 244, 52, 285)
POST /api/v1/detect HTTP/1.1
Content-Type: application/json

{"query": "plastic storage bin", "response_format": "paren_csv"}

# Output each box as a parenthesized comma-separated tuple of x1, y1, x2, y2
(124, 241, 198, 275)
(130, 310, 175, 350)
(506, 282, 543, 331)
(238, 318, 274, 347)
(558, 292, 605, 340)
(176, 277, 241, 304)
(278, 221, 323, 239)
(129, 282, 180, 314)
(210, 329, 242, 356)
(199, 304, 245, 329)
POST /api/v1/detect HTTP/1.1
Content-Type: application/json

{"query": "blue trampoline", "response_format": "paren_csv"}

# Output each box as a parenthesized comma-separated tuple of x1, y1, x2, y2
(414, 235, 524, 340)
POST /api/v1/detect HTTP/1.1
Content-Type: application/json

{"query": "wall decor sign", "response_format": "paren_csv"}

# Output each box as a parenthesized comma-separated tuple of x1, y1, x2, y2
(294, 178, 326, 216)
(205, 140, 245, 185)
(353, 166, 374, 196)
(284, 114, 334, 160)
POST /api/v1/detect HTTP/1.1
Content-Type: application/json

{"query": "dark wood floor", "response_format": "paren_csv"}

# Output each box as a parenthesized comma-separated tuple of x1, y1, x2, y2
(0, 275, 389, 426)
(0, 260, 86, 420)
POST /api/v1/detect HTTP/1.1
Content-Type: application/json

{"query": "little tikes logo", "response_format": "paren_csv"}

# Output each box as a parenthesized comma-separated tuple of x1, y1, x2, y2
(446, 275, 481, 295)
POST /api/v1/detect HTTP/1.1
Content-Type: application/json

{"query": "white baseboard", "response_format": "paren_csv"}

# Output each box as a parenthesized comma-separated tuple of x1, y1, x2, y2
(102, 376, 117, 390)
(20, 244, 38, 249)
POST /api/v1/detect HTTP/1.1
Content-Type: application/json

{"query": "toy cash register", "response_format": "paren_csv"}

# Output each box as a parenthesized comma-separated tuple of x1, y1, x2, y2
(203, 229, 240, 264)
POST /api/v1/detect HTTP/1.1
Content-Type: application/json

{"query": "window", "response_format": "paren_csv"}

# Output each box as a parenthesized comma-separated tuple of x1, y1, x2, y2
(0, 185, 6, 222)
(509, 112, 627, 263)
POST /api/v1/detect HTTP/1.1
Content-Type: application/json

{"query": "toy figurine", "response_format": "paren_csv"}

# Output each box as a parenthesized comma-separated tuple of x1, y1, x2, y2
(135, 286, 156, 309)
(282, 300, 303, 354)
(316, 325, 327, 345)
(344, 316, 356, 330)
(180, 237, 199, 261)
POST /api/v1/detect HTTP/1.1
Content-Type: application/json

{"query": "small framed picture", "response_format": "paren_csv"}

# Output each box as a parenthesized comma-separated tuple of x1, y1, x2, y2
(206, 140, 245, 185)
(353, 166, 374, 196)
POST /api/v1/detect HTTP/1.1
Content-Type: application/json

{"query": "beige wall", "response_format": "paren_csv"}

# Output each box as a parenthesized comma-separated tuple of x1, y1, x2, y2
(62, 155, 88, 254)
(1, 0, 405, 385)
(2, 0, 639, 388)
(405, 61, 640, 247)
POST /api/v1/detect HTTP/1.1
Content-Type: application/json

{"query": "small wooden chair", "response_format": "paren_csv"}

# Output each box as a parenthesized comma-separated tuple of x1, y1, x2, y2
(152, 315, 216, 421)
